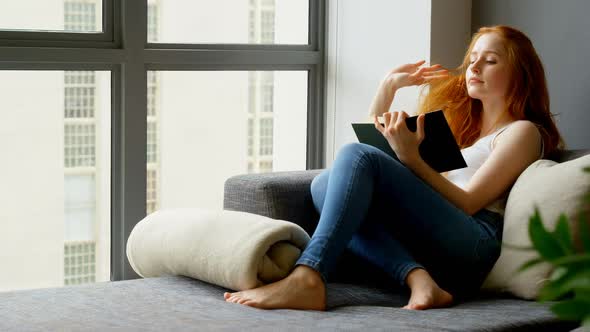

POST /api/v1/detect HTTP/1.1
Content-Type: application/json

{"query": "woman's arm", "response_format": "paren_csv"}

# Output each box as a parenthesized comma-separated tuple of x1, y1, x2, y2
(368, 61, 447, 118)
(405, 120, 542, 215)
(459, 120, 541, 213)
(368, 79, 398, 118)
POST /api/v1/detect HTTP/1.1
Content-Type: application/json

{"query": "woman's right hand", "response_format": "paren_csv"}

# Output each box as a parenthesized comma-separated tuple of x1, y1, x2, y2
(381, 60, 448, 90)
(368, 60, 447, 117)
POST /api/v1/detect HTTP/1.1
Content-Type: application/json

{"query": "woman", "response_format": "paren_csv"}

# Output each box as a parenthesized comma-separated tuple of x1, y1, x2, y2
(224, 25, 564, 311)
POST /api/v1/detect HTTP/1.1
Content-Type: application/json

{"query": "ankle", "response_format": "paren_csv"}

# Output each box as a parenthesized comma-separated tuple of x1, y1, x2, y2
(405, 268, 435, 290)
(292, 265, 324, 288)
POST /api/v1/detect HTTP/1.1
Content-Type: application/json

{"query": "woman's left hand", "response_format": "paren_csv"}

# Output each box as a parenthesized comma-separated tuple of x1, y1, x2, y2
(374, 111, 425, 167)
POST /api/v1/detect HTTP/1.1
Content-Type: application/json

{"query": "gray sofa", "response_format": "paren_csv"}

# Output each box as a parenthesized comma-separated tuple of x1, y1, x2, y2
(221, 149, 589, 332)
(0, 150, 587, 331)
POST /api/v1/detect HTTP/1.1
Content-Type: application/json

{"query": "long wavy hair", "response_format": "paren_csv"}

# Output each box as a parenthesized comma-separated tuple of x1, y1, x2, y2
(418, 25, 564, 156)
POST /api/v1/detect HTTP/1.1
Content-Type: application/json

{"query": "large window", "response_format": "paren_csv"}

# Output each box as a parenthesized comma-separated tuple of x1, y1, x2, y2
(0, 0, 325, 288)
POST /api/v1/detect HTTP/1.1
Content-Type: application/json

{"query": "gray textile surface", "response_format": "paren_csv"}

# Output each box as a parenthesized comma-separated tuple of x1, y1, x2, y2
(0, 276, 577, 332)
(224, 169, 323, 235)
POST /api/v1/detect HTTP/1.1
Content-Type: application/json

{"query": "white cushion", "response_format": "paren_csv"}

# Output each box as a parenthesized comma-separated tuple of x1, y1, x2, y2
(482, 154, 590, 299)
(126, 208, 310, 291)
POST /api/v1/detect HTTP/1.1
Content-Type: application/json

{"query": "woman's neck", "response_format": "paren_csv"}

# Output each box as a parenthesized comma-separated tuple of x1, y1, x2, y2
(479, 99, 513, 137)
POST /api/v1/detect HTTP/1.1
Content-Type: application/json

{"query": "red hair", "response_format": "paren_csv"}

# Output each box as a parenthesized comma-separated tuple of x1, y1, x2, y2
(418, 25, 564, 156)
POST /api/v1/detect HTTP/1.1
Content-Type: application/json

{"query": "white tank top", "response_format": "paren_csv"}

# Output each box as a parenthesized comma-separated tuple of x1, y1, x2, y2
(445, 122, 543, 216)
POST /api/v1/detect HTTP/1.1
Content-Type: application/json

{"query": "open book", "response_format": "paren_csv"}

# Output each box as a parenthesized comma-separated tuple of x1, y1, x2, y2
(352, 110, 467, 172)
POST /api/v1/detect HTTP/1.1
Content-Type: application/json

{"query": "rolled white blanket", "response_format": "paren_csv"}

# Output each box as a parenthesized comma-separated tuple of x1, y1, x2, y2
(126, 208, 310, 291)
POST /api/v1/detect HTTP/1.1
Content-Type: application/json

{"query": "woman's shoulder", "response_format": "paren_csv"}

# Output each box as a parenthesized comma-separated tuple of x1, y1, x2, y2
(493, 120, 542, 150)
(505, 120, 542, 137)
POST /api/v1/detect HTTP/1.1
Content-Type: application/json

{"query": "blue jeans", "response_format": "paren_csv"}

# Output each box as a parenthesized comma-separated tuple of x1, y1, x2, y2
(295, 143, 503, 299)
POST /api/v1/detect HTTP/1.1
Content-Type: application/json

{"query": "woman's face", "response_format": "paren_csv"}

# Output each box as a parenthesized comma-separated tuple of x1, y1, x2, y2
(465, 33, 511, 102)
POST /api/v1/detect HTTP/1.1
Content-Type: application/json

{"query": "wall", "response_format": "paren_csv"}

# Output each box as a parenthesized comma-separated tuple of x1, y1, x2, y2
(472, 0, 590, 149)
(431, 0, 472, 70)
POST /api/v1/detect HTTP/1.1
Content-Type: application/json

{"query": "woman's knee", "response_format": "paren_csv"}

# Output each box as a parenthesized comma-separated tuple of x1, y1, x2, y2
(334, 142, 384, 171)
(338, 142, 372, 159)
(310, 169, 330, 211)
(311, 170, 329, 196)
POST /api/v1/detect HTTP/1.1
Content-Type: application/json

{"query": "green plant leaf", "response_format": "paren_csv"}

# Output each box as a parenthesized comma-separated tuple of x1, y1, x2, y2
(550, 298, 590, 321)
(579, 213, 590, 253)
(529, 208, 566, 260)
(550, 253, 590, 268)
(538, 266, 589, 301)
(539, 269, 590, 301)
(549, 266, 569, 281)
(577, 289, 590, 301)
(516, 257, 545, 273)
(583, 166, 590, 173)
(554, 214, 574, 255)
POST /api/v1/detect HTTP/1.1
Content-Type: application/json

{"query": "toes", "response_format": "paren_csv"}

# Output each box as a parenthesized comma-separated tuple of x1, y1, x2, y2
(225, 293, 260, 308)
(412, 303, 427, 310)
(223, 292, 231, 300)
(227, 295, 240, 303)
(403, 302, 424, 310)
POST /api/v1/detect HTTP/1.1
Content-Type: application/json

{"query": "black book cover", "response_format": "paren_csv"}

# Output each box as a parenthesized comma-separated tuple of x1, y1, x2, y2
(352, 110, 467, 172)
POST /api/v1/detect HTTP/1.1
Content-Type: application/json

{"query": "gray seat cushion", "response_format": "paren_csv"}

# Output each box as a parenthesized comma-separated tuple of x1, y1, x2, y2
(0, 276, 578, 331)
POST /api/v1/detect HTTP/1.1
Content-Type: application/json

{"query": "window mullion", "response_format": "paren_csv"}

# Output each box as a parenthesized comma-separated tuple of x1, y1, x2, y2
(111, 0, 147, 281)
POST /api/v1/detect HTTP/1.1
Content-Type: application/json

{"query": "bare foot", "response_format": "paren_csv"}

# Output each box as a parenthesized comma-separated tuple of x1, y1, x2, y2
(402, 268, 453, 310)
(402, 283, 453, 310)
(223, 265, 326, 311)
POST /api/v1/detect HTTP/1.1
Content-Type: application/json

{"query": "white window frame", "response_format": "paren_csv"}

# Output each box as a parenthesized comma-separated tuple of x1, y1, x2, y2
(0, 0, 326, 281)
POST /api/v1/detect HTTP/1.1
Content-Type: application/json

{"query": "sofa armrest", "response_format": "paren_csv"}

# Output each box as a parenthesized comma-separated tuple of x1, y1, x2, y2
(547, 149, 590, 162)
(223, 169, 323, 235)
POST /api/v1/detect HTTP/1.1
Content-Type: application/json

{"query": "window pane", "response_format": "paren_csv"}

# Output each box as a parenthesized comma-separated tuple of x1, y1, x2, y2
(0, 0, 103, 33)
(0, 71, 110, 292)
(146, 71, 307, 214)
(147, 0, 308, 45)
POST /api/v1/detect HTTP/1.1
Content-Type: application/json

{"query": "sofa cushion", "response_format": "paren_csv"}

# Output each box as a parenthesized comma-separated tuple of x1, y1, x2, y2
(224, 170, 322, 235)
(482, 154, 590, 299)
(0, 276, 577, 331)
